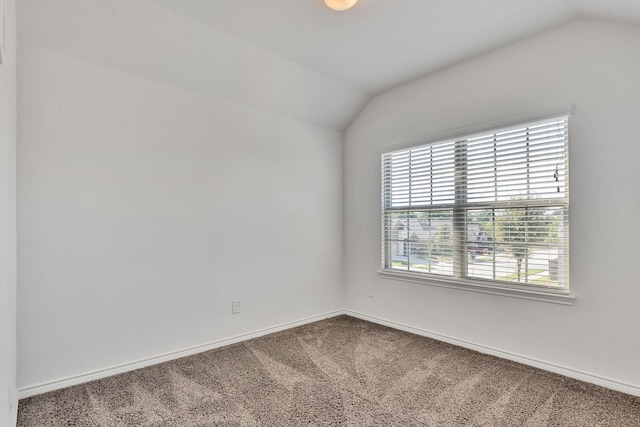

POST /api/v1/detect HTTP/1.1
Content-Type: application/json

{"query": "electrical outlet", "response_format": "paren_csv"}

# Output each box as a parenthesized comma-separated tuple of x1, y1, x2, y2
(367, 285, 374, 297)
(232, 300, 241, 314)
(8, 386, 15, 412)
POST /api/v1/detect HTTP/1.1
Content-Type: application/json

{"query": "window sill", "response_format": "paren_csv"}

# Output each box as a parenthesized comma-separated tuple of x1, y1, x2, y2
(377, 270, 575, 305)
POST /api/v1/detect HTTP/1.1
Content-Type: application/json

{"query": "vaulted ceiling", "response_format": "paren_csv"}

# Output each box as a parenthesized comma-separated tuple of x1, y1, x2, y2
(152, 0, 640, 94)
(18, 0, 640, 130)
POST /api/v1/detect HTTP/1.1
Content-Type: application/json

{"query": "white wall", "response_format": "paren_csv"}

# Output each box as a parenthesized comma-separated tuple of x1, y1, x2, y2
(0, 0, 17, 423)
(345, 19, 640, 391)
(18, 45, 344, 391)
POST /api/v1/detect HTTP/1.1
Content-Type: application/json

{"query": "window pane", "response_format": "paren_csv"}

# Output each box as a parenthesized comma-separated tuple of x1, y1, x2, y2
(466, 119, 568, 203)
(384, 211, 454, 276)
(382, 141, 456, 208)
(465, 207, 567, 288)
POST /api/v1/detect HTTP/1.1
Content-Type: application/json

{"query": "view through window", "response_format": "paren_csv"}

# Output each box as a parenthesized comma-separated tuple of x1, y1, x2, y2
(382, 116, 569, 292)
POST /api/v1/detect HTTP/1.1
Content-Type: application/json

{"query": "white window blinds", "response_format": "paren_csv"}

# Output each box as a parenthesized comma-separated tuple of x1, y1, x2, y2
(382, 116, 569, 292)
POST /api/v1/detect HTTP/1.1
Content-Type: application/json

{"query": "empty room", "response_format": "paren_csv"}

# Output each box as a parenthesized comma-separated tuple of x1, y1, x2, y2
(2, 0, 640, 425)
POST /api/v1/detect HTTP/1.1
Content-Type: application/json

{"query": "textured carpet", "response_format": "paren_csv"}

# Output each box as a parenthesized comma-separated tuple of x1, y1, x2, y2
(17, 315, 640, 426)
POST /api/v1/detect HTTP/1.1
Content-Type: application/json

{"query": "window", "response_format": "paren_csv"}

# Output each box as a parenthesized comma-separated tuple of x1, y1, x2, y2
(381, 116, 570, 298)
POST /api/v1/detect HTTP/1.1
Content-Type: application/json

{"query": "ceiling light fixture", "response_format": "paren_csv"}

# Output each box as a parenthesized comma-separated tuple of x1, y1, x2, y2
(324, 0, 358, 11)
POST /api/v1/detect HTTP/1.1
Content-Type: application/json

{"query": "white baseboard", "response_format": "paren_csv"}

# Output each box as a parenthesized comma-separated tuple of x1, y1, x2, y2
(19, 309, 640, 399)
(344, 310, 640, 398)
(18, 310, 344, 399)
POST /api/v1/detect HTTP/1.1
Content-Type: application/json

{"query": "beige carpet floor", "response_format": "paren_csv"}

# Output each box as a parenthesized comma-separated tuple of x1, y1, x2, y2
(17, 315, 640, 426)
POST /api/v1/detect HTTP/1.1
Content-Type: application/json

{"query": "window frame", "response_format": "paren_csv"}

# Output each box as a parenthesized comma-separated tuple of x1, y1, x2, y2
(379, 113, 573, 305)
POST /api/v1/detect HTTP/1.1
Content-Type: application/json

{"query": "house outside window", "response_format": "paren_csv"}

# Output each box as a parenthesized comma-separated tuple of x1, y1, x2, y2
(381, 116, 570, 296)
